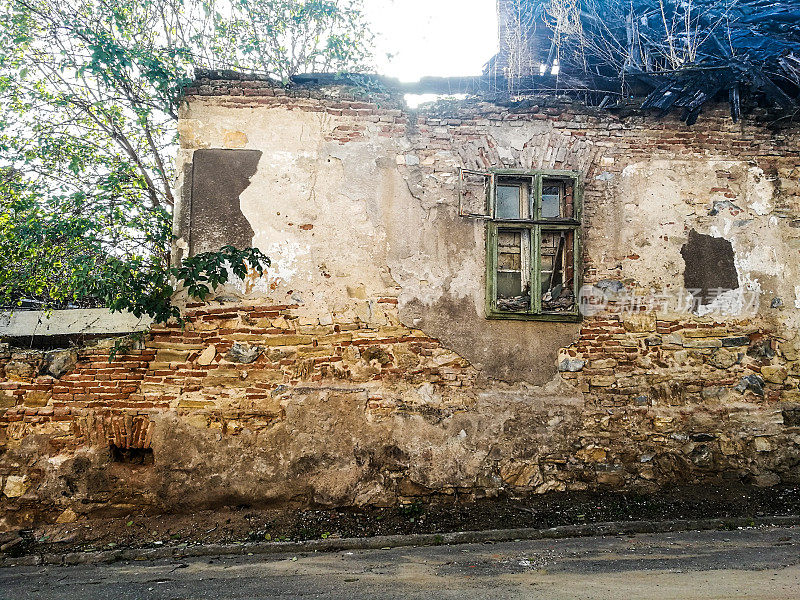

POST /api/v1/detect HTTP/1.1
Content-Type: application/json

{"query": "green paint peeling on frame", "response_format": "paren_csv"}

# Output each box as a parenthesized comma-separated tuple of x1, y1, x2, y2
(473, 169, 583, 322)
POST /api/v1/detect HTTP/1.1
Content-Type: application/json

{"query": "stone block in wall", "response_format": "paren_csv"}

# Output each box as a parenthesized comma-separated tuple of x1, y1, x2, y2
(3, 361, 36, 382)
(709, 348, 738, 369)
(23, 391, 51, 407)
(781, 341, 800, 361)
(43, 349, 78, 378)
(154, 349, 192, 363)
(761, 366, 788, 384)
(177, 399, 216, 409)
(683, 338, 722, 349)
(722, 336, 751, 347)
(196, 345, 217, 365)
(782, 405, 800, 426)
(590, 375, 616, 387)
(621, 313, 657, 333)
(3, 475, 28, 498)
(558, 358, 585, 372)
(225, 342, 263, 364)
(682, 327, 729, 338)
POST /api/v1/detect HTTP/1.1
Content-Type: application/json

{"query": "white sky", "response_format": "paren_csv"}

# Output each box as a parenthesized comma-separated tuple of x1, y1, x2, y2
(363, 0, 499, 82)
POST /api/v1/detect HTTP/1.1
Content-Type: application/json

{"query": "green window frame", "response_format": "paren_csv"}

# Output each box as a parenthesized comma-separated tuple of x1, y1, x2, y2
(459, 168, 583, 322)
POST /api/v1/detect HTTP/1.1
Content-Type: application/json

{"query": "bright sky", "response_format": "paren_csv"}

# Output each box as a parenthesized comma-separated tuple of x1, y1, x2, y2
(363, 0, 499, 82)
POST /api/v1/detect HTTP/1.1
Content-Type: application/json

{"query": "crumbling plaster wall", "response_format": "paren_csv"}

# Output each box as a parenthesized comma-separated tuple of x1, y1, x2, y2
(176, 98, 586, 385)
(175, 91, 800, 381)
(3, 82, 800, 530)
(608, 159, 799, 323)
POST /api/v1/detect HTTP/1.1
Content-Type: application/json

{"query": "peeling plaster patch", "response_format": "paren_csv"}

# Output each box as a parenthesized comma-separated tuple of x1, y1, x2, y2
(232, 239, 308, 295)
(736, 244, 785, 278)
(497, 145, 515, 163)
(177, 119, 211, 149)
(447, 259, 480, 302)
(266, 150, 314, 170)
(47, 455, 70, 468)
(490, 125, 530, 152)
(749, 197, 772, 216)
(709, 221, 735, 239)
(614, 160, 704, 289)
(621, 164, 640, 178)
(394, 263, 451, 307)
(695, 282, 759, 317)
(795, 286, 800, 309)
(262, 240, 306, 285)
(746, 166, 774, 216)
(695, 254, 763, 317)
(415, 382, 439, 405)
(223, 130, 248, 148)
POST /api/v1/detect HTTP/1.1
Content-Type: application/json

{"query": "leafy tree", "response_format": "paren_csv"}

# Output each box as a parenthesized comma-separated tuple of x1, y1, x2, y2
(0, 0, 372, 320)
(232, 0, 373, 82)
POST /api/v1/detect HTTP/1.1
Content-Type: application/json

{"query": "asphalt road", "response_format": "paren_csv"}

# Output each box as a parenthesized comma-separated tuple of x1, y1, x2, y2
(1, 526, 798, 599)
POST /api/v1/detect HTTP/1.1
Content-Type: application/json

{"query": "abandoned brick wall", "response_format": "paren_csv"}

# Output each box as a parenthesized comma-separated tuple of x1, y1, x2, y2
(3, 78, 800, 529)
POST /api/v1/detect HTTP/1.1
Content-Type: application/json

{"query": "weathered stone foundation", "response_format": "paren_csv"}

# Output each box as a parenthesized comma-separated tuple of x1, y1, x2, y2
(2, 303, 799, 529)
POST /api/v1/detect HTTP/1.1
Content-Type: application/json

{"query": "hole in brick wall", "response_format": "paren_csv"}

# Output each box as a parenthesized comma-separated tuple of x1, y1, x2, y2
(783, 408, 800, 427)
(4, 334, 119, 351)
(680, 229, 739, 305)
(110, 445, 154, 466)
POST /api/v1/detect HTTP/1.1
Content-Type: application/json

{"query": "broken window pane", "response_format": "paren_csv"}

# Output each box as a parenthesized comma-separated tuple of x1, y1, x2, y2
(540, 229, 576, 312)
(541, 179, 564, 218)
(497, 184, 522, 219)
(496, 228, 530, 312)
(458, 169, 492, 218)
(496, 177, 532, 220)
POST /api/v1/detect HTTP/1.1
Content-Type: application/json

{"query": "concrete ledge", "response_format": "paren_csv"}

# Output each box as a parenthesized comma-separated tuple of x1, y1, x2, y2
(0, 309, 152, 338)
(4, 515, 799, 568)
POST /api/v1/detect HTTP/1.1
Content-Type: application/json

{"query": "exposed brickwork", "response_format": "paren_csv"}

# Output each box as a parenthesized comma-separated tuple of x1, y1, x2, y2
(562, 315, 800, 406)
(0, 344, 156, 451)
(3, 304, 799, 525)
(1, 304, 475, 425)
(0, 304, 482, 525)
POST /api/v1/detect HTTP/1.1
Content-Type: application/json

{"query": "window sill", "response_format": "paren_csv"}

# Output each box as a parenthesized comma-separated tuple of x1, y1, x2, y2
(485, 311, 583, 323)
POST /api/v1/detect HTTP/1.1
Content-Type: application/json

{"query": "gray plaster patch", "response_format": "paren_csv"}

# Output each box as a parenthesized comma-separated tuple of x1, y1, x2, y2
(401, 296, 580, 385)
(189, 149, 262, 255)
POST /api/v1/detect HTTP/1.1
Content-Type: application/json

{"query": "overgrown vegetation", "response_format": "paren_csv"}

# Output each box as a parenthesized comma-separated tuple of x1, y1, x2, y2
(0, 0, 372, 319)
